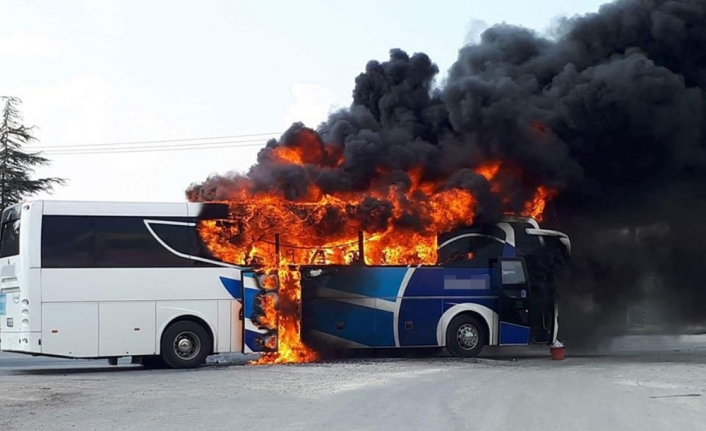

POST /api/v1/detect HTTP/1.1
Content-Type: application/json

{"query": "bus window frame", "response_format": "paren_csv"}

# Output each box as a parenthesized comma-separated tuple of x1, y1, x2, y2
(495, 257, 532, 296)
(0, 204, 22, 258)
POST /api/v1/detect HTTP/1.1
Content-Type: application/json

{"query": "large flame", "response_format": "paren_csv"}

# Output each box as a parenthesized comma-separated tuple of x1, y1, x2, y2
(193, 130, 556, 364)
(250, 263, 317, 364)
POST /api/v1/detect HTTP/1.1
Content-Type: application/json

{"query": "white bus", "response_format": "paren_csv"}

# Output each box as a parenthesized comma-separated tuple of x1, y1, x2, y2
(0, 200, 248, 369)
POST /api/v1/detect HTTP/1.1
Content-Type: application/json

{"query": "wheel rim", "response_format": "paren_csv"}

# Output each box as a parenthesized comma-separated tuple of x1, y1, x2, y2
(173, 331, 201, 360)
(456, 323, 479, 350)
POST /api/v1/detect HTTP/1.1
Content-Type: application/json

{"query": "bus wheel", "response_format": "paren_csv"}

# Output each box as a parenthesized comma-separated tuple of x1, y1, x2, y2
(446, 315, 486, 358)
(160, 320, 212, 369)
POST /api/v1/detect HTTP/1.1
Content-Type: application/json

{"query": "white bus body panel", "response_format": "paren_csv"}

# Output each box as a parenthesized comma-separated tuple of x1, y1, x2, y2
(41, 268, 237, 303)
(99, 302, 156, 357)
(42, 302, 99, 357)
(217, 299, 233, 354)
(1, 200, 246, 358)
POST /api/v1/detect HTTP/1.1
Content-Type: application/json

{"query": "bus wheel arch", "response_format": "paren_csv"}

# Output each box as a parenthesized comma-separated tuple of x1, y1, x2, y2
(158, 315, 214, 369)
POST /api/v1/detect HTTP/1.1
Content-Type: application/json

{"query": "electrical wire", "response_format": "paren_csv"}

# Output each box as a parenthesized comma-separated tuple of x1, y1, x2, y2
(32, 131, 281, 150)
(42, 140, 271, 155)
(23, 131, 284, 155)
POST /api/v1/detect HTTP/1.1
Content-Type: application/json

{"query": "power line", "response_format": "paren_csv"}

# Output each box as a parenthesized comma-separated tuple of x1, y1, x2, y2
(43, 140, 270, 156)
(30, 131, 282, 150)
(42, 137, 274, 154)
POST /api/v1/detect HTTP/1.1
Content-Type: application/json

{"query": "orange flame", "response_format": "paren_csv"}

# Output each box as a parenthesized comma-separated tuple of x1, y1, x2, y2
(253, 293, 278, 329)
(522, 186, 556, 222)
(193, 137, 557, 364)
(251, 264, 318, 365)
(475, 161, 501, 181)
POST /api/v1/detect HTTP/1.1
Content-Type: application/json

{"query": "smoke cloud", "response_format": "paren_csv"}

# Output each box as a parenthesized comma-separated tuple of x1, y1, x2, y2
(188, 0, 706, 342)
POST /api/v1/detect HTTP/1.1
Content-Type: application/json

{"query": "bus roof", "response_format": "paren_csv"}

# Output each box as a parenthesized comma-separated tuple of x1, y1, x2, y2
(20, 200, 202, 218)
(17, 200, 542, 227)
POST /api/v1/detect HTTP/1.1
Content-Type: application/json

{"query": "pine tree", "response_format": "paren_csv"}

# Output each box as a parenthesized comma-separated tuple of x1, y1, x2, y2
(0, 96, 65, 210)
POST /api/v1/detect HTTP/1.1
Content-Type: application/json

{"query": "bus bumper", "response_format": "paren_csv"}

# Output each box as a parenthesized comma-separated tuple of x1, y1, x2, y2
(0, 331, 42, 354)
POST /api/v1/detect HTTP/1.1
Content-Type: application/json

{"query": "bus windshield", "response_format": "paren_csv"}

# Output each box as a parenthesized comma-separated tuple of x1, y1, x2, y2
(0, 205, 21, 257)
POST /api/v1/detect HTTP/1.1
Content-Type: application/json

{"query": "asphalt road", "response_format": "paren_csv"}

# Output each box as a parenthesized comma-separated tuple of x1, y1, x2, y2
(1, 337, 705, 431)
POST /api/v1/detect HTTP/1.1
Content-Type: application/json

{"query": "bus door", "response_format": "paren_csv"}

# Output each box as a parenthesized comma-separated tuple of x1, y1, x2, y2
(241, 269, 278, 354)
(492, 258, 533, 345)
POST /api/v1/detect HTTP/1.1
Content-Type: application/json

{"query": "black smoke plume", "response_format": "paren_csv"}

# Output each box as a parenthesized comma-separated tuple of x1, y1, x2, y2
(188, 0, 706, 343)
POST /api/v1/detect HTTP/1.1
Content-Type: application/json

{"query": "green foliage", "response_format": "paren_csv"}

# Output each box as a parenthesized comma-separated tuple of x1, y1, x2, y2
(0, 96, 65, 210)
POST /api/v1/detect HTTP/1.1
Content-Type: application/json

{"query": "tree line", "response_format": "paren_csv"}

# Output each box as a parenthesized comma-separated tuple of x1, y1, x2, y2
(0, 96, 64, 213)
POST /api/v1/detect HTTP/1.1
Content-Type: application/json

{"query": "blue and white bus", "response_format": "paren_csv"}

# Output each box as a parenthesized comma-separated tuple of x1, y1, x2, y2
(0, 200, 570, 368)
(247, 217, 571, 357)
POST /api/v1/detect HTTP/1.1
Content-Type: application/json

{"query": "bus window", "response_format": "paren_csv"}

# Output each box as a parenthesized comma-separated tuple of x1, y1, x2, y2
(191, 203, 232, 266)
(440, 235, 505, 267)
(189, 219, 235, 266)
(0, 218, 20, 257)
(41, 216, 95, 267)
(500, 260, 526, 285)
(95, 217, 190, 268)
(0, 205, 21, 258)
(146, 221, 192, 257)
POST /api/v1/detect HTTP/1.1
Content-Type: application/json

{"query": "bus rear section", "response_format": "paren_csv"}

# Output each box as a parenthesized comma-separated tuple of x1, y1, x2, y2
(0, 200, 255, 368)
(0, 203, 42, 354)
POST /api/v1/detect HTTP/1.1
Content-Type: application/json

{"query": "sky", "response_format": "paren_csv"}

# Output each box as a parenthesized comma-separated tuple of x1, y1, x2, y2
(1, 0, 610, 203)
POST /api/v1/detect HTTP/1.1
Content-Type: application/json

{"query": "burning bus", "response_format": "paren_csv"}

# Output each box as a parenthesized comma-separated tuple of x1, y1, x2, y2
(0, 200, 569, 368)
(239, 213, 571, 361)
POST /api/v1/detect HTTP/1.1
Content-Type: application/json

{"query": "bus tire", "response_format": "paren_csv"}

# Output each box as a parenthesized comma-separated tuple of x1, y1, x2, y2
(160, 320, 212, 369)
(446, 314, 486, 358)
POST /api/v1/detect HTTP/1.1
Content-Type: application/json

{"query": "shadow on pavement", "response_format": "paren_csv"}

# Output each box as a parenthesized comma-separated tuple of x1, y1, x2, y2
(13, 365, 145, 375)
(3, 334, 705, 373)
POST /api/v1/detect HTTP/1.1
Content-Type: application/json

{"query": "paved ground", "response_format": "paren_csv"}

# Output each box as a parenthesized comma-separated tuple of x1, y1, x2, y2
(1, 337, 705, 431)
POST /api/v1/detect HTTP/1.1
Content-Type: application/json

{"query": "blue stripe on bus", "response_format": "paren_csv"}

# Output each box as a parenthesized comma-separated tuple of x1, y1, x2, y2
(442, 297, 497, 312)
(307, 266, 409, 299)
(502, 243, 516, 257)
(242, 287, 260, 320)
(407, 268, 495, 296)
(219, 276, 243, 300)
(397, 298, 442, 346)
(499, 322, 530, 345)
(244, 329, 266, 352)
(302, 298, 395, 347)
